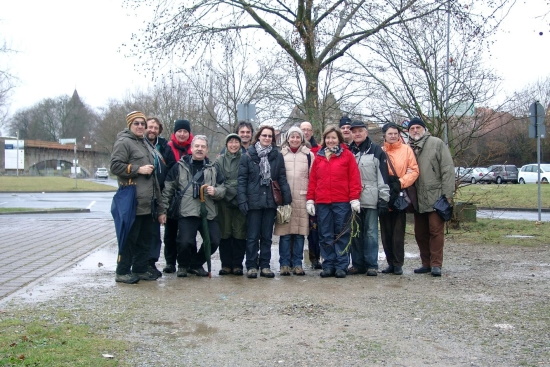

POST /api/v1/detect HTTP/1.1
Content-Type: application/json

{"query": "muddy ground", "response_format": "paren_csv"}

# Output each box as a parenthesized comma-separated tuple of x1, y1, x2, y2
(2, 235, 549, 367)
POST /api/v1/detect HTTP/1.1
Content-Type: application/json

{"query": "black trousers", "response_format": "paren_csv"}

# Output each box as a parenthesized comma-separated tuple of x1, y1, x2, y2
(177, 216, 221, 269)
(163, 218, 180, 266)
(379, 210, 406, 267)
(219, 237, 246, 269)
(116, 214, 154, 275)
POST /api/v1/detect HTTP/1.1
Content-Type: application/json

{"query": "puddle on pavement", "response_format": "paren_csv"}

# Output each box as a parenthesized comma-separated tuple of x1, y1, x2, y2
(11, 246, 118, 304)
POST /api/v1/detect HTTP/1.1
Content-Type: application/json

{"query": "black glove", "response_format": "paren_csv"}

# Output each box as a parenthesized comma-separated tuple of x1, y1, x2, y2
(239, 202, 249, 216)
(377, 198, 389, 215)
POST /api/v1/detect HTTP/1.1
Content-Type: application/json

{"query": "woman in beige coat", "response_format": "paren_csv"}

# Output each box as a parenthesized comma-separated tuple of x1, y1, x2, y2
(274, 126, 314, 275)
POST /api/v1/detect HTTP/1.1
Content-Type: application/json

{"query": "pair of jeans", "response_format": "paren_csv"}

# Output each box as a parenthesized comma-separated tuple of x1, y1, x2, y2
(379, 210, 406, 267)
(350, 208, 380, 270)
(116, 214, 154, 275)
(316, 203, 351, 272)
(176, 216, 221, 269)
(219, 237, 246, 269)
(279, 234, 305, 268)
(245, 208, 276, 270)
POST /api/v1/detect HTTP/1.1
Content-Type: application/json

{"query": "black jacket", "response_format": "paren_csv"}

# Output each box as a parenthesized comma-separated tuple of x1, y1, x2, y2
(237, 145, 291, 210)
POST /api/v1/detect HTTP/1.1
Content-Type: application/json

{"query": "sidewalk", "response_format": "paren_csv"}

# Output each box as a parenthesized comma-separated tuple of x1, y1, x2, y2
(0, 217, 115, 300)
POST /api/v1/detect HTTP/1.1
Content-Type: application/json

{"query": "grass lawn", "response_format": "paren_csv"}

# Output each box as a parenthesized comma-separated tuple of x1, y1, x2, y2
(0, 176, 116, 192)
(455, 183, 550, 209)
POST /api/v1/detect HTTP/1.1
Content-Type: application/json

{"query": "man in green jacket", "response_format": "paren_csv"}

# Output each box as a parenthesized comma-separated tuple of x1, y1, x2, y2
(408, 117, 455, 277)
(159, 135, 226, 277)
(110, 111, 162, 284)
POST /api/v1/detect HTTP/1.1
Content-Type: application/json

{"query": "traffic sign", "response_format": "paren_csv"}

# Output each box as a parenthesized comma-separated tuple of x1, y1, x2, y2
(529, 101, 546, 138)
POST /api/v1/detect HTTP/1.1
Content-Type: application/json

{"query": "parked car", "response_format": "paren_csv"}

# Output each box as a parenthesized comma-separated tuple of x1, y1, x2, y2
(94, 167, 109, 179)
(487, 164, 518, 184)
(518, 163, 550, 184)
(459, 167, 491, 184)
(455, 167, 466, 179)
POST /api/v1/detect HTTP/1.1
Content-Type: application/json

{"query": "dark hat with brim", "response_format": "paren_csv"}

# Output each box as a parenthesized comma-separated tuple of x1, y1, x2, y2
(350, 120, 367, 129)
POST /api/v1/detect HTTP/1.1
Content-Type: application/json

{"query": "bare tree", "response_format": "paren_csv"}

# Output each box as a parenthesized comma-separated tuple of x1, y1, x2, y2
(0, 40, 17, 129)
(130, 0, 513, 132)
(348, 5, 516, 164)
(8, 93, 97, 142)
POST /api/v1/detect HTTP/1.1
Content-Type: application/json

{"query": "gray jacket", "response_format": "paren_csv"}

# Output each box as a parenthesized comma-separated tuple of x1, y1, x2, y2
(110, 129, 161, 216)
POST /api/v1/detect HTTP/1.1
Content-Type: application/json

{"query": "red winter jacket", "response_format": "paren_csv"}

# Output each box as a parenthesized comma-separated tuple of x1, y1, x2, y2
(307, 147, 361, 204)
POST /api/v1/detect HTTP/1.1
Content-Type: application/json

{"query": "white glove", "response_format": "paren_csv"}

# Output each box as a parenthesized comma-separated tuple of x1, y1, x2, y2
(306, 200, 315, 216)
(350, 199, 361, 213)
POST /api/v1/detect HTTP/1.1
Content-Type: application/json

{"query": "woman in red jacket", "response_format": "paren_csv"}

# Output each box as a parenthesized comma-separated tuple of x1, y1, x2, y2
(306, 126, 362, 278)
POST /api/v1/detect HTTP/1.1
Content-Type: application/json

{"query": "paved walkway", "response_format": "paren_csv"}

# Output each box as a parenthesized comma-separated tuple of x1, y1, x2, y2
(0, 217, 115, 300)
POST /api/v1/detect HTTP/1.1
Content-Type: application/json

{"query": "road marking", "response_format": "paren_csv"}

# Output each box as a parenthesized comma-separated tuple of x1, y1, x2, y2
(87, 201, 96, 210)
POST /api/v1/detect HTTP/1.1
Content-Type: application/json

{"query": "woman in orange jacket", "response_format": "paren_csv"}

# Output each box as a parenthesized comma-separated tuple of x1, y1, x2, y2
(379, 123, 419, 275)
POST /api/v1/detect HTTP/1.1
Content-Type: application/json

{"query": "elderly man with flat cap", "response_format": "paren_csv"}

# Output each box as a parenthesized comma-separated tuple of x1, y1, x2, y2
(110, 111, 163, 284)
(407, 117, 454, 277)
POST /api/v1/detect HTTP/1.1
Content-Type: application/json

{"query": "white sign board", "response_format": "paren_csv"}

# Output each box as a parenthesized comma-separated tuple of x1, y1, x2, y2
(4, 140, 25, 170)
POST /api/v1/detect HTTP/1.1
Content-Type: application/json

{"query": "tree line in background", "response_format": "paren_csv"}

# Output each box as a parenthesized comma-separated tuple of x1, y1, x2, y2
(2, 0, 549, 167)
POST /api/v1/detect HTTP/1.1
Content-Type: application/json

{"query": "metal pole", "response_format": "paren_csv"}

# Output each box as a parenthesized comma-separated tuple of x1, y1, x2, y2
(443, 0, 451, 145)
(16, 131, 19, 177)
(537, 123, 541, 222)
(74, 144, 78, 189)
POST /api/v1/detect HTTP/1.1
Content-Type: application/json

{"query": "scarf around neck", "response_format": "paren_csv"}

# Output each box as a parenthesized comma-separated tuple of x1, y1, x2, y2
(255, 141, 273, 185)
(409, 133, 430, 156)
(324, 145, 342, 160)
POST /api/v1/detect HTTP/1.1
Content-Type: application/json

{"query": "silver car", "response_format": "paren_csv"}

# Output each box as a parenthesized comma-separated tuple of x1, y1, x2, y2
(459, 167, 491, 184)
(487, 164, 518, 184)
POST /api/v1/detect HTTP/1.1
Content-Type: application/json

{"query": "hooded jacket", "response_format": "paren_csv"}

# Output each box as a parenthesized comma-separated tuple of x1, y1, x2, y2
(110, 128, 161, 216)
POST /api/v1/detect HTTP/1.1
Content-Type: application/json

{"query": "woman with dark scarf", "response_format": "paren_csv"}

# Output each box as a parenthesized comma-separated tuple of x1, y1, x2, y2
(161, 119, 194, 274)
(237, 125, 291, 279)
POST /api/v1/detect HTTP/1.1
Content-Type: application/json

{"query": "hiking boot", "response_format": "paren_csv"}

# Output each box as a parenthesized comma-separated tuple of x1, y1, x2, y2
(189, 267, 209, 277)
(219, 267, 232, 276)
(393, 266, 403, 275)
(163, 264, 176, 273)
(348, 266, 366, 275)
(335, 269, 347, 278)
(293, 266, 305, 276)
(133, 270, 159, 281)
(176, 267, 188, 277)
(320, 269, 335, 278)
(414, 266, 432, 274)
(232, 268, 244, 276)
(260, 268, 275, 278)
(149, 265, 162, 278)
(366, 268, 378, 276)
(247, 268, 258, 279)
(115, 273, 140, 284)
(280, 266, 291, 276)
(431, 266, 442, 277)
(381, 265, 394, 274)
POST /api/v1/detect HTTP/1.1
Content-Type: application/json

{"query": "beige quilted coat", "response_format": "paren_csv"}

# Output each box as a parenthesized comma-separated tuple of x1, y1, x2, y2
(274, 145, 314, 236)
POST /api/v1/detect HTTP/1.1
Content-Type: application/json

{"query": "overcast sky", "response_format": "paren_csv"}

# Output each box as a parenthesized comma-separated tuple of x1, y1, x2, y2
(1, 0, 549, 117)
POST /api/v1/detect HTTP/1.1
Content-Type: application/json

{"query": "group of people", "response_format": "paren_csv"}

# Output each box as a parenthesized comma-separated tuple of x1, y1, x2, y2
(110, 111, 454, 284)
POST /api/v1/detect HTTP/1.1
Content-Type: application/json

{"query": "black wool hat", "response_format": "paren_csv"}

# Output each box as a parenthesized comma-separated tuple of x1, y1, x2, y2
(408, 117, 426, 129)
(339, 116, 352, 128)
(174, 119, 191, 134)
